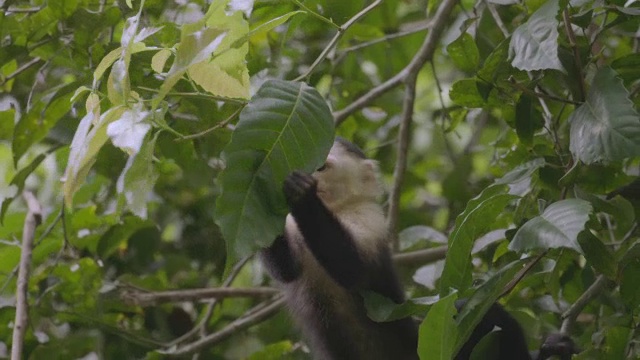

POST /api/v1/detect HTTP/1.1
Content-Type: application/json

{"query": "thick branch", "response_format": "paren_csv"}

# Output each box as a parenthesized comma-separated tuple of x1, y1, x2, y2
(11, 192, 42, 360)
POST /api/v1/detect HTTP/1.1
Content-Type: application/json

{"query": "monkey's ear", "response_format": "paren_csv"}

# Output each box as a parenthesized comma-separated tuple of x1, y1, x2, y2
(362, 159, 381, 183)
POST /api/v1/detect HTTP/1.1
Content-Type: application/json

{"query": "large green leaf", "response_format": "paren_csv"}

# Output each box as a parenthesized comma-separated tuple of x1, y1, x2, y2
(509, 0, 564, 72)
(418, 292, 458, 360)
(439, 185, 518, 295)
(509, 199, 592, 252)
(447, 32, 479, 73)
(215, 80, 334, 262)
(569, 66, 640, 164)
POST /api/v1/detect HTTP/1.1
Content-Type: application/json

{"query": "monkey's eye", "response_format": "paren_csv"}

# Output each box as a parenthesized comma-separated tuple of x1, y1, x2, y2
(317, 163, 327, 172)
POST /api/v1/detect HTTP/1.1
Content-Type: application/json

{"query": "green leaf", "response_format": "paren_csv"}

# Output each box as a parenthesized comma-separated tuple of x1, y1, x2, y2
(494, 158, 545, 186)
(509, 0, 564, 72)
(97, 216, 154, 258)
(152, 49, 172, 74)
(447, 32, 479, 73)
(48, 0, 79, 20)
(621, 260, 640, 308)
(363, 291, 428, 322)
(247, 341, 294, 360)
(12, 86, 74, 165)
(248, 11, 304, 40)
(449, 79, 486, 108)
(577, 231, 616, 278)
(440, 185, 518, 295)
(418, 292, 458, 360)
(509, 199, 592, 252)
(453, 259, 528, 356)
(569, 66, 640, 164)
(612, 54, 640, 85)
(1, 145, 61, 223)
(514, 95, 543, 146)
(63, 106, 126, 207)
(215, 80, 334, 262)
(188, 3, 251, 100)
(115, 132, 158, 219)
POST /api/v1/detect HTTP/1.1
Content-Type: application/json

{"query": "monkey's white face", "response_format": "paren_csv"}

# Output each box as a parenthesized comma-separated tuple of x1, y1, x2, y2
(312, 142, 383, 212)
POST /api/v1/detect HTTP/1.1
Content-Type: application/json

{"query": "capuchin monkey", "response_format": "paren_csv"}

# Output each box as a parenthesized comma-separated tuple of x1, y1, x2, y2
(261, 137, 418, 360)
(261, 137, 578, 360)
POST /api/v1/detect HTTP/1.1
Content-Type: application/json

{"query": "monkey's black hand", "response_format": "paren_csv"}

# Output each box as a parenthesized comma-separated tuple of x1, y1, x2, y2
(536, 333, 579, 360)
(284, 171, 317, 208)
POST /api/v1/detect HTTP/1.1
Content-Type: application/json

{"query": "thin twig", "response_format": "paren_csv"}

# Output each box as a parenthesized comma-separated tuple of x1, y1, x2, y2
(562, 9, 586, 102)
(6, 7, 43, 13)
(295, 0, 383, 81)
(384, 0, 459, 249)
(499, 251, 547, 298)
(163, 296, 286, 356)
(137, 87, 247, 105)
(178, 107, 243, 141)
(338, 21, 432, 55)
(291, 0, 339, 29)
(11, 192, 42, 360)
(561, 274, 610, 333)
(166, 255, 252, 347)
(333, 0, 459, 124)
(0, 57, 42, 87)
(387, 79, 416, 250)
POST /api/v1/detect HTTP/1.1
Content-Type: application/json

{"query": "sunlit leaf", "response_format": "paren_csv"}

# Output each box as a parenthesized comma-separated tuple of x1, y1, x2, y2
(106, 104, 152, 155)
(63, 106, 126, 207)
(153, 28, 227, 108)
(215, 80, 334, 262)
(116, 132, 158, 219)
(569, 66, 640, 164)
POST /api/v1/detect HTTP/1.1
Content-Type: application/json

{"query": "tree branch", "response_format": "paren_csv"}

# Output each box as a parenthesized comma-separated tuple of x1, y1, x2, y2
(163, 296, 286, 356)
(394, 246, 448, 266)
(333, 0, 459, 125)
(11, 191, 42, 360)
(122, 286, 280, 306)
(295, 0, 382, 81)
(561, 274, 610, 333)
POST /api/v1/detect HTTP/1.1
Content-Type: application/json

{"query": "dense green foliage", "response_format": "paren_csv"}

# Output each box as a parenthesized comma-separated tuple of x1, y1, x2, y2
(1, 0, 640, 358)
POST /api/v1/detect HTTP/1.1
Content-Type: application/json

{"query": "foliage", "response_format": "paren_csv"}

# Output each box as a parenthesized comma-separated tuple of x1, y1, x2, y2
(1, 0, 640, 358)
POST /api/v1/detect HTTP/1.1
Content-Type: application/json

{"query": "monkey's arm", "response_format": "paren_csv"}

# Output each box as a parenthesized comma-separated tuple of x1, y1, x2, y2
(533, 333, 579, 360)
(284, 171, 365, 288)
(260, 235, 301, 283)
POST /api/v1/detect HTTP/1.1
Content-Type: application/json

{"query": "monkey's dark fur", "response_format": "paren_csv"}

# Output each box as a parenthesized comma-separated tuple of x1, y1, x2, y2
(261, 138, 418, 359)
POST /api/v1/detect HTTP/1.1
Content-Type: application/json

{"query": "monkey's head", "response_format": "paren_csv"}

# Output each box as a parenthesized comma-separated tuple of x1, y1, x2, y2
(312, 137, 383, 211)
